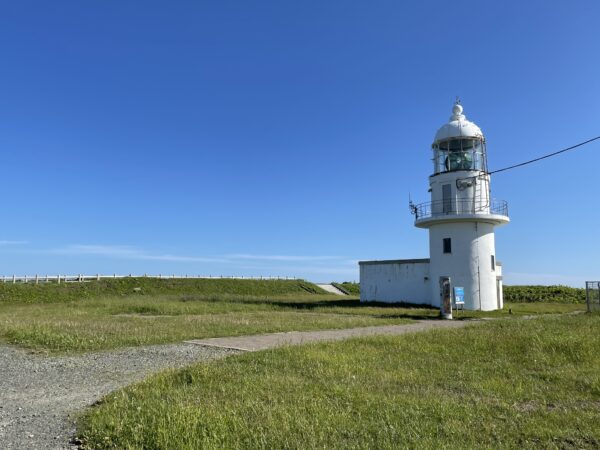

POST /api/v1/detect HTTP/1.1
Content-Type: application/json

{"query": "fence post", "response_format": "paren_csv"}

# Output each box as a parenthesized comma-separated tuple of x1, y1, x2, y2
(35, 274, 39, 285)
(97, 274, 100, 281)
(57, 275, 61, 285)
(12, 275, 16, 284)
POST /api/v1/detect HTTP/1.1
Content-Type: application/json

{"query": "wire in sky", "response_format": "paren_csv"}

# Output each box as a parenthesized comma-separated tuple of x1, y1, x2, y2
(488, 135, 600, 175)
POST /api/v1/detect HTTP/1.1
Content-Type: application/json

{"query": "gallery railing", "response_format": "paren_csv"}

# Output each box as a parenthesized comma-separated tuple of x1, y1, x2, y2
(412, 199, 508, 220)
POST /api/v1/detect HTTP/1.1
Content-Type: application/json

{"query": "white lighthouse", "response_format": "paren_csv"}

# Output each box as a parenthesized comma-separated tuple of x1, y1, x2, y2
(359, 101, 509, 311)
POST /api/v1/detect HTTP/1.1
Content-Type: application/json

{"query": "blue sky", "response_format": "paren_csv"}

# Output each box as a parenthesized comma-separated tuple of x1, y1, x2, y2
(0, 1, 598, 285)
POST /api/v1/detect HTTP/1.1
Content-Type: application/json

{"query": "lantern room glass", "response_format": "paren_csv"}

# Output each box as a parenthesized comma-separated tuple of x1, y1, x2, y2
(432, 138, 487, 174)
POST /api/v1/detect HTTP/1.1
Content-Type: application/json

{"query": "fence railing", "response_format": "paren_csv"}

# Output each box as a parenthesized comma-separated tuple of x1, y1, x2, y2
(0, 274, 297, 284)
(586, 281, 600, 312)
(413, 198, 508, 221)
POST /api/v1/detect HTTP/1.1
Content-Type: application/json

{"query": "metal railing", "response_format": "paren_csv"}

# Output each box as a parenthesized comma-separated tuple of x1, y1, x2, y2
(412, 198, 508, 220)
(0, 274, 297, 284)
(586, 281, 600, 312)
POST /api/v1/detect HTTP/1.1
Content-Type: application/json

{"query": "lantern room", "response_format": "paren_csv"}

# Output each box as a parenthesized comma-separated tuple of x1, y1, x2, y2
(432, 102, 488, 174)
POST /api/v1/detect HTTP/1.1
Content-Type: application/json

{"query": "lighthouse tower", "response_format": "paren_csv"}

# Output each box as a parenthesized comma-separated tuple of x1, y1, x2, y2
(413, 101, 509, 311)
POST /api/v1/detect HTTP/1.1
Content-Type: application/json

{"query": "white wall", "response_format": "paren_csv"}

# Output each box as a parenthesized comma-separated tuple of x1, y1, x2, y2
(428, 222, 499, 310)
(429, 170, 491, 215)
(360, 260, 431, 305)
(496, 263, 503, 309)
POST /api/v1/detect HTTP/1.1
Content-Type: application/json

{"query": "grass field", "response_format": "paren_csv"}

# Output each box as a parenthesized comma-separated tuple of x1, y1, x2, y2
(1, 279, 592, 446)
(0, 279, 586, 353)
(78, 312, 600, 449)
(0, 294, 418, 353)
(0, 278, 410, 353)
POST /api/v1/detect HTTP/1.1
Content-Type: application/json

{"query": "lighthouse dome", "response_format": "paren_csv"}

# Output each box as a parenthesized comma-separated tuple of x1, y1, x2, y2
(433, 103, 484, 144)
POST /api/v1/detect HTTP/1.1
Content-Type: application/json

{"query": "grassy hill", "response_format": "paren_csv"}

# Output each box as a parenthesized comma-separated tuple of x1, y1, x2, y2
(1, 279, 586, 304)
(0, 278, 327, 304)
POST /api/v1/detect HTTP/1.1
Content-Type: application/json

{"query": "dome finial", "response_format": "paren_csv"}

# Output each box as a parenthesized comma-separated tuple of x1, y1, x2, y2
(450, 97, 465, 121)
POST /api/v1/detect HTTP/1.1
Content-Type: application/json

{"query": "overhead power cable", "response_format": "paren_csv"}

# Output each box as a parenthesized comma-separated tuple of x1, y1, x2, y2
(488, 135, 600, 175)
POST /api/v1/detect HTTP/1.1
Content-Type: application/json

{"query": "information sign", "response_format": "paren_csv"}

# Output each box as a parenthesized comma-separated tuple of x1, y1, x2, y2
(454, 287, 465, 305)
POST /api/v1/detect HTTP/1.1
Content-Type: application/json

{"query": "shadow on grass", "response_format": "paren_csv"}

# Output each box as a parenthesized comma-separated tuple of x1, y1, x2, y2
(180, 295, 444, 321)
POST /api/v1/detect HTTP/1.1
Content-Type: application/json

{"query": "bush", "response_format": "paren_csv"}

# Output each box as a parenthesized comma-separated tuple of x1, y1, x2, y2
(503, 285, 586, 304)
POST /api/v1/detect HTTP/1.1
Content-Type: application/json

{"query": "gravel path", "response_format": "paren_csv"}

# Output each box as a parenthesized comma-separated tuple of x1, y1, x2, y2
(0, 319, 480, 448)
(186, 319, 475, 351)
(0, 343, 237, 449)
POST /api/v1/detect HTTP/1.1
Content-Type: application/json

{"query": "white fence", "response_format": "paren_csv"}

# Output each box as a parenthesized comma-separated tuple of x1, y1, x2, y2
(0, 274, 297, 284)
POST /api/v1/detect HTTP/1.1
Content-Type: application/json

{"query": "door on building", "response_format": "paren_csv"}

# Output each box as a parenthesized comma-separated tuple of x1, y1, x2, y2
(442, 184, 453, 214)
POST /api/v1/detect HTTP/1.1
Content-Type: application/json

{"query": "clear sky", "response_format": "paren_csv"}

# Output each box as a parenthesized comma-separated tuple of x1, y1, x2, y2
(1, 1, 599, 285)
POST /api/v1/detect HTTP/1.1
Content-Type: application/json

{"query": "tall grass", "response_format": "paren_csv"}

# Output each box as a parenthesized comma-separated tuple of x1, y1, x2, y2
(78, 313, 600, 449)
(0, 294, 421, 353)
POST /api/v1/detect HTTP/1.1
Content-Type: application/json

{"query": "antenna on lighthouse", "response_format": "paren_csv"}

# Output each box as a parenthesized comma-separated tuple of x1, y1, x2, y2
(408, 192, 418, 217)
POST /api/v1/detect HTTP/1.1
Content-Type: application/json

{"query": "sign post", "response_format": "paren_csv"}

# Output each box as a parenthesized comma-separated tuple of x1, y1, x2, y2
(454, 286, 465, 314)
(439, 276, 452, 320)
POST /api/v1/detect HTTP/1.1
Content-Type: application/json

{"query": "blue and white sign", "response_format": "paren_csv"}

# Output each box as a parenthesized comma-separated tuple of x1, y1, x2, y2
(454, 287, 465, 305)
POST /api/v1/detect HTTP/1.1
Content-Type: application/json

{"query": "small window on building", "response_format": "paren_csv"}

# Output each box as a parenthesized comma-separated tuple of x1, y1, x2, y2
(491, 255, 496, 270)
(443, 238, 452, 254)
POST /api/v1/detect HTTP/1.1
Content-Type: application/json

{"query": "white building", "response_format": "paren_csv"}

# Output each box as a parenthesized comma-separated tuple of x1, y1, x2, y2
(360, 102, 509, 311)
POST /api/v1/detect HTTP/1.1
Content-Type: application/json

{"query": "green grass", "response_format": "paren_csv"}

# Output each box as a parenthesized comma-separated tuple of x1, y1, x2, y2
(332, 282, 360, 295)
(0, 291, 584, 354)
(0, 279, 586, 353)
(0, 277, 326, 304)
(0, 294, 422, 353)
(78, 313, 600, 449)
(504, 285, 586, 303)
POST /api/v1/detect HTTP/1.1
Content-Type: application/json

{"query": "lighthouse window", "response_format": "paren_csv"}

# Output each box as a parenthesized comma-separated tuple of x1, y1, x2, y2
(433, 138, 486, 174)
(443, 238, 452, 254)
(491, 255, 496, 270)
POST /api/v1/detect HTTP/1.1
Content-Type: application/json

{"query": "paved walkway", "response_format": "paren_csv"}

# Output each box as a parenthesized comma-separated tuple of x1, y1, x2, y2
(186, 319, 475, 351)
(316, 284, 347, 295)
